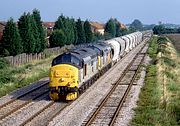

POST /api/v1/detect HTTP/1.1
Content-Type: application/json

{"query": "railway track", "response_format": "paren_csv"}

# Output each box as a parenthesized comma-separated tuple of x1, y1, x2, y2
(82, 44, 147, 126)
(0, 79, 49, 108)
(0, 80, 51, 125)
(0, 78, 70, 126)
(22, 101, 68, 126)
(0, 84, 49, 120)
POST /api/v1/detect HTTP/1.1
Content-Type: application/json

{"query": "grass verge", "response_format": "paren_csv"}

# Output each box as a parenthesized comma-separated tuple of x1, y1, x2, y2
(0, 55, 56, 97)
(131, 36, 180, 126)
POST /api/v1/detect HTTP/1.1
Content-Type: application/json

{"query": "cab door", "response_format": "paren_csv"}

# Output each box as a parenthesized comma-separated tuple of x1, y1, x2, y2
(98, 55, 101, 69)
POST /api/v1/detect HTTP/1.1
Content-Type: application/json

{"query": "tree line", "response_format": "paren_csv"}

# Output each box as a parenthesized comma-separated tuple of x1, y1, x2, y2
(50, 17, 129, 46)
(0, 9, 46, 56)
(49, 15, 94, 47)
(0, 9, 142, 57)
(153, 25, 180, 35)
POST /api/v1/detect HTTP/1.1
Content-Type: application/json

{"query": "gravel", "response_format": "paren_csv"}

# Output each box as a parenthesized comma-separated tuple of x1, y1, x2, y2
(0, 94, 52, 126)
(0, 84, 49, 120)
(24, 102, 67, 126)
(48, 41, 146, 126)
(119, 71, 135, 85)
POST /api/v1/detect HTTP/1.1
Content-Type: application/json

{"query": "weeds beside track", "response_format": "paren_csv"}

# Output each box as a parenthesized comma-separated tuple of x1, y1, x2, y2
(131, 36, 180, 126)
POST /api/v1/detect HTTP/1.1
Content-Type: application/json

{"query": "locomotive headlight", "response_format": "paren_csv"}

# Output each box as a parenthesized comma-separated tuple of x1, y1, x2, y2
(59, 78, 65, 82)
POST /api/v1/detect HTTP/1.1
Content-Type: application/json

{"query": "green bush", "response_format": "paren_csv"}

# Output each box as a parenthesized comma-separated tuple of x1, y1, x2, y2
(44, 51, 51, 58)
(0, 58, 9, 69)
(158, 36, 168, 44)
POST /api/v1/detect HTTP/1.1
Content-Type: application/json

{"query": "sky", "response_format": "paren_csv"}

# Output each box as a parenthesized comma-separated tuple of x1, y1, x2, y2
(0, 0, 180, 24)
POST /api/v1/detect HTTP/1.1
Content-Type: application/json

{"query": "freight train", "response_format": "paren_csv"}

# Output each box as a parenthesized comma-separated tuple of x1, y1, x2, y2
(49, 31, 153, 101)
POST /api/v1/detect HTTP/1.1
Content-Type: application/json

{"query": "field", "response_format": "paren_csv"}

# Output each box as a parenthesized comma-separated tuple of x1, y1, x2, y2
(164, 34, 180, 53)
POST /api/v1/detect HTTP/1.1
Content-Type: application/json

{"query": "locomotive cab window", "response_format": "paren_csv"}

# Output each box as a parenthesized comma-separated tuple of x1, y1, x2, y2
(84, 64, 87, 77)
(111, 48, 114, 57)
(52, 54, 81, 67)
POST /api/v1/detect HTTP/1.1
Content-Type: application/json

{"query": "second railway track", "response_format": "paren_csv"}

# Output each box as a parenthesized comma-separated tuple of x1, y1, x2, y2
(82, 43, 147, 126)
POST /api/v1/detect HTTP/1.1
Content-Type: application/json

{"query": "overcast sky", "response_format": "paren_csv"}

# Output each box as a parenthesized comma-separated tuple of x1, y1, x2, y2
(0, 0, 180, 24)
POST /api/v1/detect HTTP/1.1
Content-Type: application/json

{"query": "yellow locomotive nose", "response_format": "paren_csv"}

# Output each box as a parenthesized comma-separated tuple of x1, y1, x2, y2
(49, 64, 79, 101)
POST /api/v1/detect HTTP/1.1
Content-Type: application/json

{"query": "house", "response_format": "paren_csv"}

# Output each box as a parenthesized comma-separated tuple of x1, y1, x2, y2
(90, 22, 105, 35)
(42, 22, 55, 36)
(42, 22, 55, 47)
(0, 22, 6, 41)
(115, 20, 127, 30)
(120, 23, 126, 29)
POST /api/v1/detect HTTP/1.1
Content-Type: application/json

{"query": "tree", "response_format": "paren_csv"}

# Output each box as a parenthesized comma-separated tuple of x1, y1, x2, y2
(54, 15, 65, 30)
(129, 19, 143, 31)
(49, 30, 66, 47)
(76, 18, 86, 44)
(0, 42, 3, 56)
(72, 19, 78, 45)
(114, 19, 121, 37)
(30, 15, 41, 53)
(2, 18, 23, 56)
(54, 15, 77, 45)
(93, 32, 104, 42)
(153, 25, 166, 34)
(143, 24, 156, 30)
(32, 9, 46, 52)
(84, 20, 93, 43)
(18, 12, 36, 53)
(104, 18, 116, 39)
(128, 26, 136, 33)
(65, 17, 75, 45)
(177, 27, 180, 33)
(119, 28, 128, 36)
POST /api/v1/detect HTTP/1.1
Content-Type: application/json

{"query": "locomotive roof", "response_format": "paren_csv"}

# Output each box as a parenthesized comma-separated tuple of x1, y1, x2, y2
(75, 47, 97, 57)
(88, 42, 111, 54)
(52, 46, 99, 68)
(71, 49, 94, 63)
(79, 48, 97, 58)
